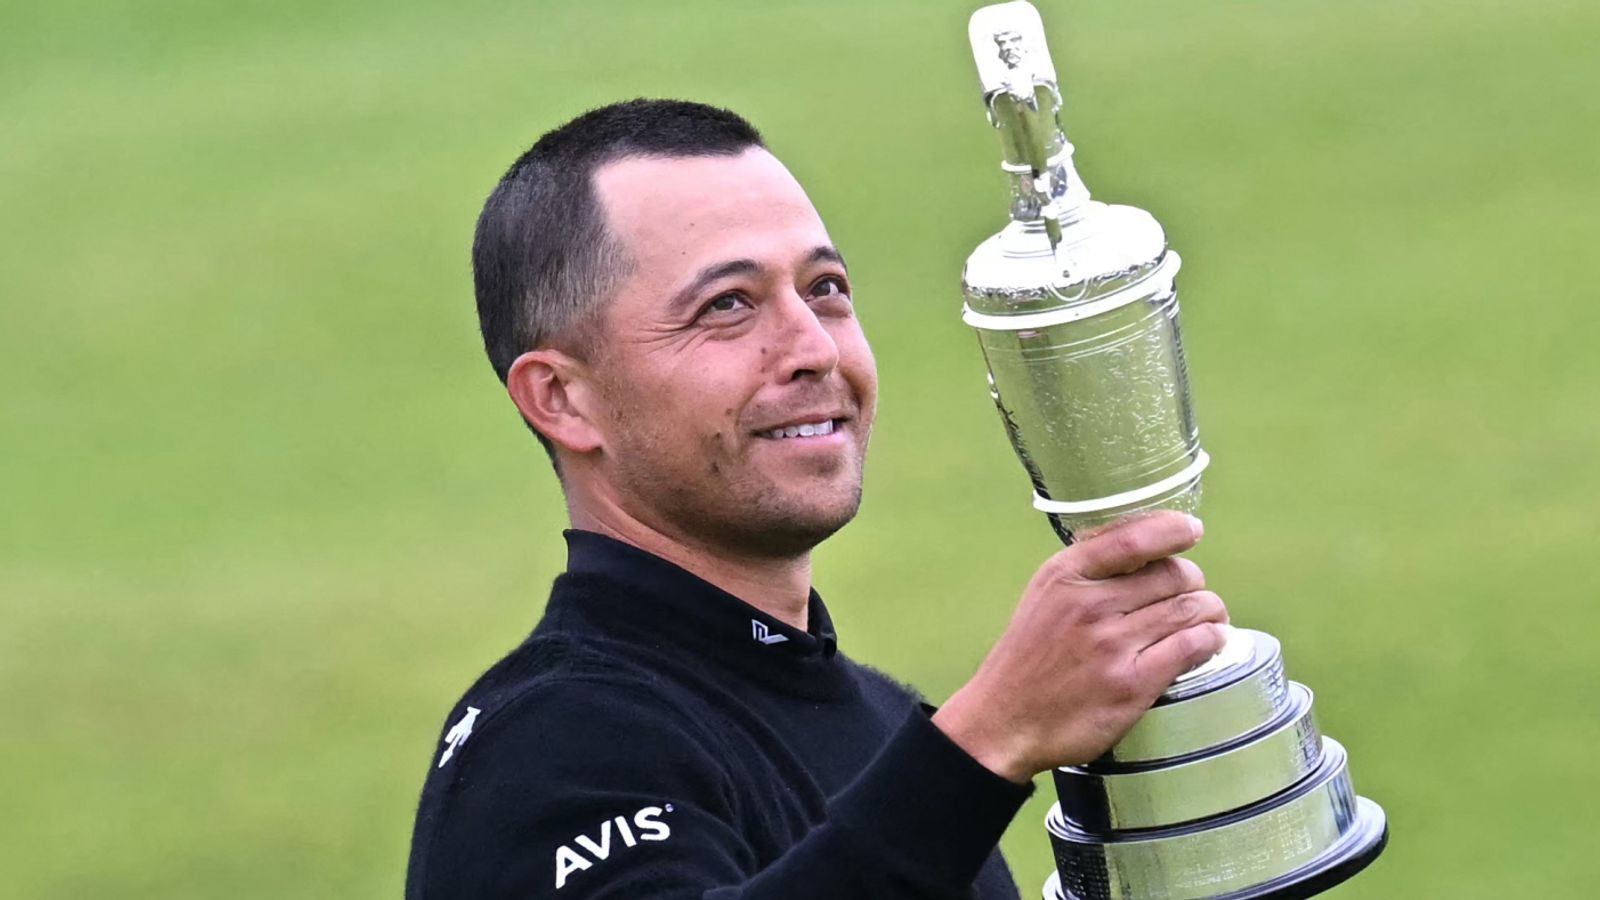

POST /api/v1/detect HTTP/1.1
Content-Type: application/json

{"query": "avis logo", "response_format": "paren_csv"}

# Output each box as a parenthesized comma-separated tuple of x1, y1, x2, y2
(554, 805, 673, 889)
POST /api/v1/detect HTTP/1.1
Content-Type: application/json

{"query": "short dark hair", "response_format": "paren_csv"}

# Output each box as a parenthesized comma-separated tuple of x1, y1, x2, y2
(472, 98, 766, 457)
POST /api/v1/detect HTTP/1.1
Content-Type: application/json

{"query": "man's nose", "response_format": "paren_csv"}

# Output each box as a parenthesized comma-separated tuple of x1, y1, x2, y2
(771, 292, 839, 384)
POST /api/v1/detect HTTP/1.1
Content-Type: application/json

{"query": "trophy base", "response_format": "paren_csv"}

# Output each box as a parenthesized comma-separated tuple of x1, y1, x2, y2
(1043, 799, 1387, 900)
(1041, 629, 1387, 899)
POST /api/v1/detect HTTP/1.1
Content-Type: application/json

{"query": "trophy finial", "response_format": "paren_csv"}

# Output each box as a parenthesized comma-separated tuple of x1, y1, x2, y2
(969, 1, 1078, 247)
(969, 1, 1058, 101)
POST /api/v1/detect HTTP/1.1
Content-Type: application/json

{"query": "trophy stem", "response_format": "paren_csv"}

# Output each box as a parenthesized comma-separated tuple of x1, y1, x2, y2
(988, 86, 1072, 248)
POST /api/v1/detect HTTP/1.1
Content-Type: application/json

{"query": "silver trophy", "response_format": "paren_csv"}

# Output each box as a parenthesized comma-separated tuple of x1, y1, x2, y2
(959, 3, 1389, 897)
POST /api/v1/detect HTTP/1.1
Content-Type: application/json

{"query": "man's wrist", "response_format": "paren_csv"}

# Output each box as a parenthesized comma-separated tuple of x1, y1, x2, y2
(931, 689, 1035, 785)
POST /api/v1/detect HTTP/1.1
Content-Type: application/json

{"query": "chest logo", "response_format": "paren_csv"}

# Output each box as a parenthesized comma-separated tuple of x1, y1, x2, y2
(751, 620, 789, 645)
(436, 706, 480, 768)
(555, 805, 674, 889)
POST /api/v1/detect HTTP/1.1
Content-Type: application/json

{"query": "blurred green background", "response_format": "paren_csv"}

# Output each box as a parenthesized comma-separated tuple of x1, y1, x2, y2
(4, 0, 1597, 896)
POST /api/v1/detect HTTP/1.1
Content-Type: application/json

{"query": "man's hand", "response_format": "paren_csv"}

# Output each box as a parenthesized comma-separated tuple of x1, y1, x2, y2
(933, 511, 1228, 784)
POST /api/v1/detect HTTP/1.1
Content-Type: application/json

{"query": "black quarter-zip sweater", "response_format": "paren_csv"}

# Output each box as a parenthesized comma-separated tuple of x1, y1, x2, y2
(406, 531, 1033, 899)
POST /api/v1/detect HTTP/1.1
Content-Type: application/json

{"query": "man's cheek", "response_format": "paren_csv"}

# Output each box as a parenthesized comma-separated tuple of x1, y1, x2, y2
(703, 428, 741, 474)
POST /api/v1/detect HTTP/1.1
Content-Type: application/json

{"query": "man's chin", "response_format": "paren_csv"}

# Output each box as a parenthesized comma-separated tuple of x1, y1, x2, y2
(733, 514, 855, 560)
(706, 488, 862, 559)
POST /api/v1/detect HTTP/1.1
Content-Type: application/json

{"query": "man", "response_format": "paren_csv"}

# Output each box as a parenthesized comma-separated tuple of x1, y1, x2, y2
(406, 99, 1228, 899)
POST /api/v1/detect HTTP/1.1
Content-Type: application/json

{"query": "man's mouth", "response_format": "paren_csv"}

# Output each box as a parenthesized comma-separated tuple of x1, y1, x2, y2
(756, 418, 843, 440)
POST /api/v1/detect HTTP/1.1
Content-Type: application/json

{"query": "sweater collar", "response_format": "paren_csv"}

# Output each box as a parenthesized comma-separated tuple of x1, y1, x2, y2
(549, 530, 846, 695)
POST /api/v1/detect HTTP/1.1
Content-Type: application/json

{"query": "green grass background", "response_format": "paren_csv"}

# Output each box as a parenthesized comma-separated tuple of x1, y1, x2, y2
(4, 0, 1597, 896)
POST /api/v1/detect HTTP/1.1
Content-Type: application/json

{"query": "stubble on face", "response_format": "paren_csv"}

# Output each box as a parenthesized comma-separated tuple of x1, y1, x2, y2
(594, 341, 870, 561)
(580, 150, 877, 563)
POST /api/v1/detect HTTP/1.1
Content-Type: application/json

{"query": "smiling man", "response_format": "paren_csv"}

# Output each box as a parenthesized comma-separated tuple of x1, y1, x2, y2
(405, 99, 1228, 899)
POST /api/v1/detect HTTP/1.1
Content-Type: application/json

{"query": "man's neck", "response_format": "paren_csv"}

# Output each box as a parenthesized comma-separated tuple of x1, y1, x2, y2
(568, 502, 814, 632)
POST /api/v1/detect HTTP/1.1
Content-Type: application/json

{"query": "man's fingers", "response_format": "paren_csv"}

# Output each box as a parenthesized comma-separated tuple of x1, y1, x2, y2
(1093, 557, 1206, 614)
(1134, 622, 1229, 690)
(1060, 511, 1204, 581)
(1119, 590, 1228, 647)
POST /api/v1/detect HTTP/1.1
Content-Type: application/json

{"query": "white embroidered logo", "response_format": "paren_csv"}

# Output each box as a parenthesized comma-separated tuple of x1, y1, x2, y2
(437, 706, 480, 768)
(554, 805, 674, 889)
(751, 620, 789, 645)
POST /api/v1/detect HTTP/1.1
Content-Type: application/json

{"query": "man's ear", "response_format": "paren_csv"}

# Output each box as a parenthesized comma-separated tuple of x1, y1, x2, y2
(505, 349, 605, 455)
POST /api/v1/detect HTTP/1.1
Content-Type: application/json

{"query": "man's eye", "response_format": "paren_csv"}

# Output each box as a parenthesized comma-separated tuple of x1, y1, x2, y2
(702, 292, 750, 316)
(809, 276, 851, 301)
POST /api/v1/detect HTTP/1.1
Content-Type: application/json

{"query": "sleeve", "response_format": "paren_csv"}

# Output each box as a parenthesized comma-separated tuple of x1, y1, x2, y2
(409, 680, 1033, 900)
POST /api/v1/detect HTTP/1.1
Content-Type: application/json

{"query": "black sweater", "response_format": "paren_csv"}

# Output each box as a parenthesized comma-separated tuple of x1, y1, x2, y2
(406, 531, 1032, 899)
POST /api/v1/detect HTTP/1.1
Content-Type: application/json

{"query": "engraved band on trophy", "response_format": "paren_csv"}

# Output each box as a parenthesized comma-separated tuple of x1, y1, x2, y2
(959, 4, 1389, 897)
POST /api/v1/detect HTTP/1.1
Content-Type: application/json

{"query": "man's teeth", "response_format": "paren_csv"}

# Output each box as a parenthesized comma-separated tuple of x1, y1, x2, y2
(762, 420, 837, 439)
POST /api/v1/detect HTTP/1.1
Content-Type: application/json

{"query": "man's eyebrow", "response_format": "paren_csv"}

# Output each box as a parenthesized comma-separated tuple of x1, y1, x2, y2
(668, 258, 762, 313)
(807, 245, 848, 270)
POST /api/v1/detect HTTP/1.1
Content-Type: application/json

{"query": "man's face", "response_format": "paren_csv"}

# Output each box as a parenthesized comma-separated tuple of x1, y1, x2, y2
(582, 149, 878, 559)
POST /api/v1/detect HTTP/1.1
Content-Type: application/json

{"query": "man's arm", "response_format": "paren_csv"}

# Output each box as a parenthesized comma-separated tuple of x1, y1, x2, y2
(410, 511, 1222, 898)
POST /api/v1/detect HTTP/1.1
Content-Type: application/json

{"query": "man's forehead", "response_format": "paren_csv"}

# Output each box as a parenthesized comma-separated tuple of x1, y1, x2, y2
(593, 150, 827, 263)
